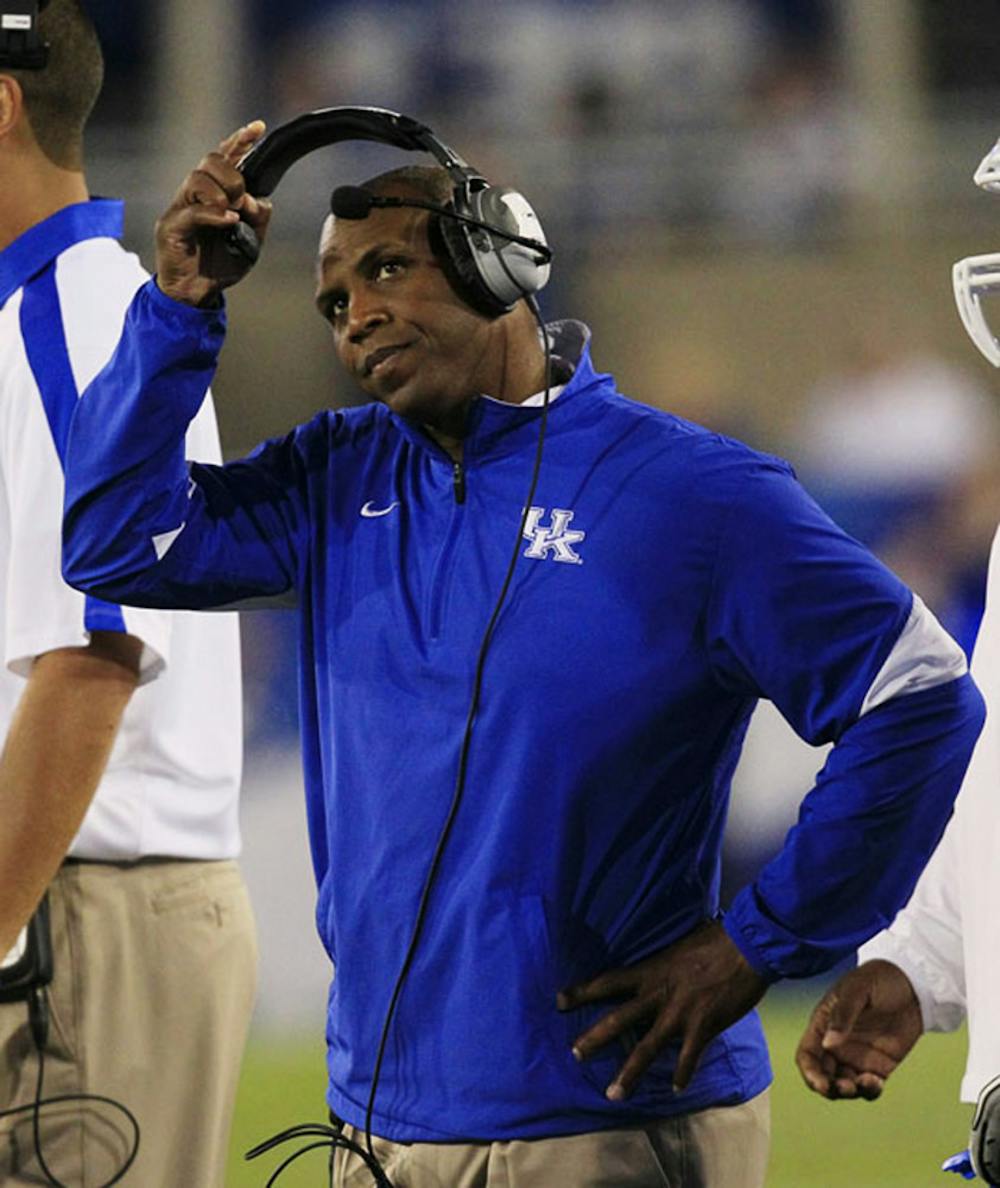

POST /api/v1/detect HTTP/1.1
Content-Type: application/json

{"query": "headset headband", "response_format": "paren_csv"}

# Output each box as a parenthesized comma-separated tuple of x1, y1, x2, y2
(237, 105, 485, 199)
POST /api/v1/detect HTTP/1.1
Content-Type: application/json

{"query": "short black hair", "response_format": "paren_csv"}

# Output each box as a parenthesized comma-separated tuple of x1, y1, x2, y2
(8, 0, 103, 169)
(359, 164, 453, 207)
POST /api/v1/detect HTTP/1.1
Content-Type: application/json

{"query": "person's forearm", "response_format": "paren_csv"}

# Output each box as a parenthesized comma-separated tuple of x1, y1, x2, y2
(0, 635, 140, 956)
(724, 673, 985, 980)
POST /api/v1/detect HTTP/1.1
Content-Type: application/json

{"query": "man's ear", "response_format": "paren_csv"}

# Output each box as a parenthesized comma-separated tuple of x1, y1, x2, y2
(0, 75, 24, 141)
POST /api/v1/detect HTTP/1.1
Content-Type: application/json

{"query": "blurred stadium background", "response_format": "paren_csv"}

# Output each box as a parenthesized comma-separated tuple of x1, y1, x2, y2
(81, 1, 1000, 1182)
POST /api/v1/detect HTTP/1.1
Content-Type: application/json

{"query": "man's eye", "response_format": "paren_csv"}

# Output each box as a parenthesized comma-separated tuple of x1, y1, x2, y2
(376, 259, 404, 280)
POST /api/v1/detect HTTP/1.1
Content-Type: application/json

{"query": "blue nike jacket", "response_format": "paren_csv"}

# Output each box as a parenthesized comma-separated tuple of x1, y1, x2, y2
(62, 281, 984, 1141)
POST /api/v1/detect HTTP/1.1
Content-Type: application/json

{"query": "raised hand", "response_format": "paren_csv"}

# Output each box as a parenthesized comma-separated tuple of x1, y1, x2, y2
(558, 919, 769, 1099)
(796, 959, 924, 1101)
(154, 122, 273, 308)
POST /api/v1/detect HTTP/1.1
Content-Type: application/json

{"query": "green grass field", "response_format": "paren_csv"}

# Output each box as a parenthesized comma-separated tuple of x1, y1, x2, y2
(226, 992, 974, 1187)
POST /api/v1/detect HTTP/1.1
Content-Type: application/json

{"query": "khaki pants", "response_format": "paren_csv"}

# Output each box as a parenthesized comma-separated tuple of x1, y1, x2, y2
(0, 858, 258, 1188)
(333, 1089, 770, 1188)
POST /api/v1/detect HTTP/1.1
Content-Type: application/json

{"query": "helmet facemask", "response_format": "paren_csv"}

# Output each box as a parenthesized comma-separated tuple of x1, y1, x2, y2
(954, 137, 1000, 367)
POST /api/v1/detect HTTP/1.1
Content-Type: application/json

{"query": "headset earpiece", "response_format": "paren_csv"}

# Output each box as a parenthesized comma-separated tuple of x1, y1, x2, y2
(433, 209, 516, 318)
(0, 0, 50, 70)
(462, 185, 550, 311)
(434, 179, 550, 316)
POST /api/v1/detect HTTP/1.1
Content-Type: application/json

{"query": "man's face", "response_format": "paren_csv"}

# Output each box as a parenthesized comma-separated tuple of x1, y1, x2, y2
(315, 197, 497, 427)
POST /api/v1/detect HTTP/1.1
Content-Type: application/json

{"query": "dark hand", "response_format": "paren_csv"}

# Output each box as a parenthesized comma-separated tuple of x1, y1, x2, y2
(558, 920, 768, 1100)
(795, 958, 923, 1101)
(154, 122, 273, 308)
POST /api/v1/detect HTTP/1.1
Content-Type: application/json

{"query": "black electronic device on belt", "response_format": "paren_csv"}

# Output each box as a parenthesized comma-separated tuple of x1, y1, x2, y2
(0, 897, 52, 1003)
(0, 890, 140, 1188)
(0, 0, 50, 71)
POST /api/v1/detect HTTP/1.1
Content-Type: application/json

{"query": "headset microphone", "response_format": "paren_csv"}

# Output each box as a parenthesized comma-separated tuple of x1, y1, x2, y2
(329, 185, 553, 263)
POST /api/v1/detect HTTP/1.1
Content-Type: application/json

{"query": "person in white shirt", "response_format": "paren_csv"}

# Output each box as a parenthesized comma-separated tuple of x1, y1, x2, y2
(795, 133, 1000, 1182)
(0, 3, 256, 1184)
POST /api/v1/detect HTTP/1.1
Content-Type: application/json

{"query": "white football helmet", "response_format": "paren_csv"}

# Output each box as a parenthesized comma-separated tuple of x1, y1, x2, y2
(954, 137, 1000, 367)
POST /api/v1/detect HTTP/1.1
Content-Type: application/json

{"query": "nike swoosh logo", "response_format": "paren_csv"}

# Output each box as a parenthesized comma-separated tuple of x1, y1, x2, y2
(360, 500, 401, 518)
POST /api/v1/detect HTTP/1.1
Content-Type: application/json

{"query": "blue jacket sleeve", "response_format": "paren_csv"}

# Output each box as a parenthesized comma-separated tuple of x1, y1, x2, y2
(63, 280, 307, 609)
(705, 463, 986, 979)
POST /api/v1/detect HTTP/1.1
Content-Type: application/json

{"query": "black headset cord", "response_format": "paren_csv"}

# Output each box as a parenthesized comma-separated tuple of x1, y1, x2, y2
(0, 986, 140, 1187)
(247, 297, 553, 1188)
(245, 1120, 394, 1188)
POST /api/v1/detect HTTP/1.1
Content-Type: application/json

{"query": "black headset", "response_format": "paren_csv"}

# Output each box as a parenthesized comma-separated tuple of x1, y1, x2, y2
(0, 0, 49, 70)
(229, 105, 552, 318)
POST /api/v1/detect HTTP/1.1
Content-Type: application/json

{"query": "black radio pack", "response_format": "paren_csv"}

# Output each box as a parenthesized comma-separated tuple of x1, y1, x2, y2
(0, 896, 53, 1003)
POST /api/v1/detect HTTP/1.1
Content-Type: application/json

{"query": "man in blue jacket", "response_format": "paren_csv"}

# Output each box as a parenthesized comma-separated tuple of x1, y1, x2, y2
(60, 123, 985, 1188)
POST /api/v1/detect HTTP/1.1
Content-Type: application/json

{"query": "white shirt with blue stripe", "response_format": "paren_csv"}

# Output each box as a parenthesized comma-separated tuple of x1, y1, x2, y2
(0, 199, 242, 860)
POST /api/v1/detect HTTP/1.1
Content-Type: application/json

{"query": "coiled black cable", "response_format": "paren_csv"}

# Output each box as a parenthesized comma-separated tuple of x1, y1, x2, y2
(245, 1120, 393, 1187)
(0, 986, 140, 1187)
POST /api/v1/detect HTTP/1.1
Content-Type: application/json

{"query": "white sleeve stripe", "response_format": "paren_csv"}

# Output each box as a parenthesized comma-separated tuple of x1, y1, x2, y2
(152, 524, 185, 561)
(859, 594, 968, 717)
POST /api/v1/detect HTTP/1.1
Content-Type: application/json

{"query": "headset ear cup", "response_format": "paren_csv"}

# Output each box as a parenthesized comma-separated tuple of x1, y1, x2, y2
(468, 187, 550, 304)
(431, 212, 514, 318)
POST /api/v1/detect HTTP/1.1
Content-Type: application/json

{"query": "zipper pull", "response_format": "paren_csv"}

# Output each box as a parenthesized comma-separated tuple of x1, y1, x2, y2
(452, 460, 466, 505)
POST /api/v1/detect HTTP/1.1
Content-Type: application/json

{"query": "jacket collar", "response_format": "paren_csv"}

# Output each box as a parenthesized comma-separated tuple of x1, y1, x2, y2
(389, 320, 613, 461)
(0, 199, 124, 309)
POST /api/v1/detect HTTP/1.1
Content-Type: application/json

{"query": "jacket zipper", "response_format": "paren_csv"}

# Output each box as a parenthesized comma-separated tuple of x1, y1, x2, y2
(426, 458, 467, 639)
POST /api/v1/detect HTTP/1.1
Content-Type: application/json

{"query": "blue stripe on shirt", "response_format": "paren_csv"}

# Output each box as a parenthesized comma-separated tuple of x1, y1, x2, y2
(19, 261, 126, 634)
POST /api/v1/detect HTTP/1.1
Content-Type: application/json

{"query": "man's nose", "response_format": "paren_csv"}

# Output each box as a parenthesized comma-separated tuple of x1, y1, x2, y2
(347, 292, 388, 343)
